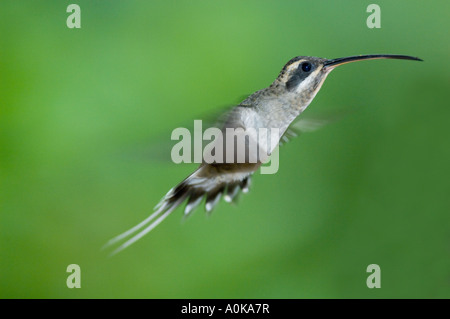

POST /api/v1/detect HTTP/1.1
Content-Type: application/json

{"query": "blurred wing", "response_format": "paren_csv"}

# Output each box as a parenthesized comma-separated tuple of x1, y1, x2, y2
(280, 108, 354, 145)
(118, 105, 236, 162)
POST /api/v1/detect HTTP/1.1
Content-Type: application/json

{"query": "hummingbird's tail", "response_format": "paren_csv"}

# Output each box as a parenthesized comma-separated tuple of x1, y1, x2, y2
(103, 164, 252, 256)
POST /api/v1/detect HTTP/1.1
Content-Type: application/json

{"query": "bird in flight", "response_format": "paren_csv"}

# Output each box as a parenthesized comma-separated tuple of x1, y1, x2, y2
(104, 54, 422, 255)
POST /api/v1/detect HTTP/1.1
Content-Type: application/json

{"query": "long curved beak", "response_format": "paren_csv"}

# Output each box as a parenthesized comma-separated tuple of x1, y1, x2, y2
(323, 54, 422, 71)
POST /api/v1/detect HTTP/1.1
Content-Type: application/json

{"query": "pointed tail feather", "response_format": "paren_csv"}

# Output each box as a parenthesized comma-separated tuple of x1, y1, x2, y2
(108, 197, 185, 256)
(103, 165, 253, 255)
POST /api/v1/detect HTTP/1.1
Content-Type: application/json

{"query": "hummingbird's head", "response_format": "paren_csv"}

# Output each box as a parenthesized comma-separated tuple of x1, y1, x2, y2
(276, 54, 422, 106)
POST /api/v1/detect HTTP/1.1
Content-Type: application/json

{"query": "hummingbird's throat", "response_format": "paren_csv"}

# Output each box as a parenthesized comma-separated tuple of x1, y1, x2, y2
(294, 68, 330, 113)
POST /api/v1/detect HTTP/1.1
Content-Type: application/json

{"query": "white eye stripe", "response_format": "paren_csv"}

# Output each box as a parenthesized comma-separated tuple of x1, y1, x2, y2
(295, 67, 322, 93)
(286, 60, 304, 73)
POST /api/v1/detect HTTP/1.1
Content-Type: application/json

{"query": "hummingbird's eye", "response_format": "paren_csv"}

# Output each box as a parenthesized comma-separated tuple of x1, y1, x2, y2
(301, 62, 312, 72)
(286, 61, 314, 91)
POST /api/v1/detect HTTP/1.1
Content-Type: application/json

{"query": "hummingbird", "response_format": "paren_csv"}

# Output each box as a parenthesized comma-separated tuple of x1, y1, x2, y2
(105, 54, 422, 255)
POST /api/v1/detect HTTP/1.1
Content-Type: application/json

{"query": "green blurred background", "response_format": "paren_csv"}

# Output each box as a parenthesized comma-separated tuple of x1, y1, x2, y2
(1, 0, 449, 298)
